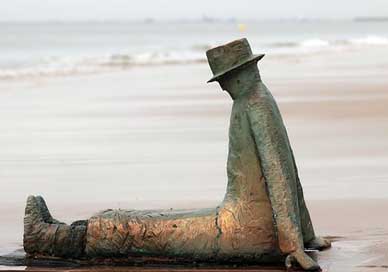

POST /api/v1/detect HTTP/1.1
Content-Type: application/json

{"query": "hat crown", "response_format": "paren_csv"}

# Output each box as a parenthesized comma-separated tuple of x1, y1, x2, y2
(206, 38, 253, 78)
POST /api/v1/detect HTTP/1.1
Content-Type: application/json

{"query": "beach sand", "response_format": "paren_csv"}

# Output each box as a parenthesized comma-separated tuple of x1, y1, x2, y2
(0, 52, 388, 271)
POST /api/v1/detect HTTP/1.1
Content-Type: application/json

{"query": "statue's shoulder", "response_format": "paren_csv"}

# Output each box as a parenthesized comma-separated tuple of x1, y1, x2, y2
(247, 88, 268, 107)
(246, 84, 275, 114)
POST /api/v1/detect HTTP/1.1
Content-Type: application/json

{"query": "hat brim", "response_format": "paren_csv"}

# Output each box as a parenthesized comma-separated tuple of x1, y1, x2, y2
(207, 54, 265, 83)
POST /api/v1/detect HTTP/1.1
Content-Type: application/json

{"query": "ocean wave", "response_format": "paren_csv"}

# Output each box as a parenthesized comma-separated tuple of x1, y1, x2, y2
(0, 51, 207, 80)
(0, 35, 387, 80)
(269, 35, 388, 49)
(351, 35, 388, 45)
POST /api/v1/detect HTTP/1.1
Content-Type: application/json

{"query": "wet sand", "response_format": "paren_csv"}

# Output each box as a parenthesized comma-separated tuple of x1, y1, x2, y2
(1, 199, 388, 272)
(0, 53, 388, 271)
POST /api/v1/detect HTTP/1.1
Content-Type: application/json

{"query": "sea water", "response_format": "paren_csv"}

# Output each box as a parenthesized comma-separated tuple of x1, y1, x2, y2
(0, 19, 387, 79)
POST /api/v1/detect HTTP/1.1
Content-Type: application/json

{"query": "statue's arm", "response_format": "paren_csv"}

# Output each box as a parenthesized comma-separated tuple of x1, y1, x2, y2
(246, 96, 304, 254)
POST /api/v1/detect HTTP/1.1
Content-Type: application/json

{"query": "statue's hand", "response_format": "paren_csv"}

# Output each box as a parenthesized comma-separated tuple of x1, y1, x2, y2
(285, 249, 321, 271)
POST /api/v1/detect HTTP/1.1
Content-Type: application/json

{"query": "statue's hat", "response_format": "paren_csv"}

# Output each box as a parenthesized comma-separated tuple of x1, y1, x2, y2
(206, 38, 264, 83)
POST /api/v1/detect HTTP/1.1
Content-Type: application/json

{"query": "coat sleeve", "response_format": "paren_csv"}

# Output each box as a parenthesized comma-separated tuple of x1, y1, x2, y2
(246, 94, 304, 253)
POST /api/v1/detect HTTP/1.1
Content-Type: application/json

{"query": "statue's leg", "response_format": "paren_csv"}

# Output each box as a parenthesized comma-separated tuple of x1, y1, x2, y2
(247, 92, 321, 270)
(296, 176, 331, 250)
(296, 179, 314, 241)
(263, 88, 319, 244)
(24, 195, 87, 258)
(290, 151, 331, 251)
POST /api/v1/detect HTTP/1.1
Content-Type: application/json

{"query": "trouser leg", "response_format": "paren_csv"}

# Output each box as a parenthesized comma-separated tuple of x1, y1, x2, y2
(290, 150, 316, 243)
(296, 176, 315, 242)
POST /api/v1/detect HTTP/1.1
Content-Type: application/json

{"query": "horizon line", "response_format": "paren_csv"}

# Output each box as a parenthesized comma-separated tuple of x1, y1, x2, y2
(0, 17, 381, 24)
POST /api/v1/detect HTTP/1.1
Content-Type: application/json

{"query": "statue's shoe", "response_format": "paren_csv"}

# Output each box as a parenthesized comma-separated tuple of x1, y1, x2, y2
(34, 195, 63, 224)
(23, 195, 87, 258)
(305, 236, 332, 251)
(24, 195, 60, 255)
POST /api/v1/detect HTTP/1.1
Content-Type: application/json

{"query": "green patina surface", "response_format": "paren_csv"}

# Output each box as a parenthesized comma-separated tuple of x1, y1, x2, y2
(22, 38, 330, 270)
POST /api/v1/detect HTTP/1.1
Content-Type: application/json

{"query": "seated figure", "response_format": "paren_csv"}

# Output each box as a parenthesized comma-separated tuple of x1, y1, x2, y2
(24, 38, 330, 271)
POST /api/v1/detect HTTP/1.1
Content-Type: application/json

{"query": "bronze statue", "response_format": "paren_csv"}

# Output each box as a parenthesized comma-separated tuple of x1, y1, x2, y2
(23, 38, 330, 271)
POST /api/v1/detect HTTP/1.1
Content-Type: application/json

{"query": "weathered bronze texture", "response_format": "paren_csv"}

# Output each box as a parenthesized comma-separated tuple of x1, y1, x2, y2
(23, 38, 330, 271)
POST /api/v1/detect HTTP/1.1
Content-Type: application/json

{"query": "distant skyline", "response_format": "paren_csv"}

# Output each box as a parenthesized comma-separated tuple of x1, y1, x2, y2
(1, 0, 388, 22)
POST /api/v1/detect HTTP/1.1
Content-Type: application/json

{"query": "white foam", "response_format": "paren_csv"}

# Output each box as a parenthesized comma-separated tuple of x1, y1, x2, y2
(300, 39, 330, 48)
(0, 51, 207, 80)
(268, 35, 388, 52)
(351, 35, 388, 45)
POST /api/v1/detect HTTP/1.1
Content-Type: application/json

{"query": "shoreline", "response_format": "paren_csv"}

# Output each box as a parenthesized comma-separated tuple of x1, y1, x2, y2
(1, 199, 388, 271)
(1, 61, 388, 271)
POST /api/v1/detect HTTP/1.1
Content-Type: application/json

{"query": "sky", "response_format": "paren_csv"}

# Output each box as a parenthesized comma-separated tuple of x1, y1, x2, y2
(1, 0, 388, 21)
